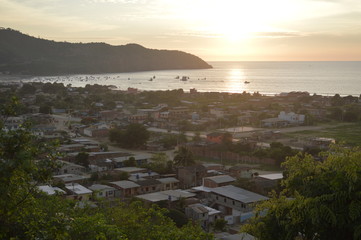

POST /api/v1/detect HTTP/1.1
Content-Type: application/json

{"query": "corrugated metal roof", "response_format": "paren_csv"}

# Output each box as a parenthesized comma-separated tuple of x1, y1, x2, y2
(211, 185, 268, 203)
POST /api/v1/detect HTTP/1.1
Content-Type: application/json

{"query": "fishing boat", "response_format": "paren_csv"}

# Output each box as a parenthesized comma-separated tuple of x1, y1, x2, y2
(244, 81, 250, 84)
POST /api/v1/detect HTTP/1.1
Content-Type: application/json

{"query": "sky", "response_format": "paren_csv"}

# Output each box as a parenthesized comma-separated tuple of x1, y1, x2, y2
(1, 0, 361, 61)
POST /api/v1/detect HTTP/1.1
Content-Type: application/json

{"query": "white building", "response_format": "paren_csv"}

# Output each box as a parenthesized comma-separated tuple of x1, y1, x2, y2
(278, 111, 305, 124)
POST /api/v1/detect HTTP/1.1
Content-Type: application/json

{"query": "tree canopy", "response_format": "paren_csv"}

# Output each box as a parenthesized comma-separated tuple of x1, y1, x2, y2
(242, 145, 361, 240)
(174, 146, 195, 167)
(0, 100, 211, 239)
(109, 123, 150, 148)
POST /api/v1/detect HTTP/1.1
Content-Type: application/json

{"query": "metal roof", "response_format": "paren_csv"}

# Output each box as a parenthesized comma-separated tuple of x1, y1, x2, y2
(258, 173, 283, 180)
(65, 183, 92, 195)
(204, 175, 235, 184)
(110, 180, 140, 189)
(157, 177, 179, 184)
(211, 185, 268, 204)
(88, 184, 116, 191)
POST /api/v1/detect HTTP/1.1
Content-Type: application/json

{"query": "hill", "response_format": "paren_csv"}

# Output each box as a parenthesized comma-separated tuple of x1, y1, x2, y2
(0, 28, 212, 75)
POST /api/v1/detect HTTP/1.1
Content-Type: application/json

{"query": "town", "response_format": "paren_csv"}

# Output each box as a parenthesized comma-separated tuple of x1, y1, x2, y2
(1, 81, 361, 239)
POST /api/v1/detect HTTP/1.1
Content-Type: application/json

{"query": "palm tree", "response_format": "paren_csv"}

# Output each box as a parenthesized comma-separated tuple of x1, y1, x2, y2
(173, 147, 195, 167)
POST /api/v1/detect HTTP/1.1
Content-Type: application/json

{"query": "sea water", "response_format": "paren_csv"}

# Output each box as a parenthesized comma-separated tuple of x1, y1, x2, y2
(3, 61, 361, 96)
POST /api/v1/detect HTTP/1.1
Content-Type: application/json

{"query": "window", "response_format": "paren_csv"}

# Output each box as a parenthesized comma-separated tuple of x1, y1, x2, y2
(232, 201, 235, 205)
(216, 196, 218, 200)
(99, 192, 103, 196)
(224, 198, 226, 203)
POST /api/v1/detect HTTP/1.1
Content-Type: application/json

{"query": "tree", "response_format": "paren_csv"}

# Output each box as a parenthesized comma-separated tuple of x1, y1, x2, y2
(0, 99, 211, 239)
(174, 147, 195, 167)
(39, 104, 52, 114)
(123, 156, 136, 167)
(242, 145, 361, 240)
(0, 100, 124, 239)
(109, 124, 150, 148)
(192, 132, 202, 142)
(75, 152, 90, 168)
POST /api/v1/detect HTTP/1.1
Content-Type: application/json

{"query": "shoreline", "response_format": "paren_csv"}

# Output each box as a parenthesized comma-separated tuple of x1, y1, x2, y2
(1, 80, 360, 97)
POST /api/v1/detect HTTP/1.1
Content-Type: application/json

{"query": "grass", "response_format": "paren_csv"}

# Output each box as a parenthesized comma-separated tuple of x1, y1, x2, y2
(286, 122, 361, 146)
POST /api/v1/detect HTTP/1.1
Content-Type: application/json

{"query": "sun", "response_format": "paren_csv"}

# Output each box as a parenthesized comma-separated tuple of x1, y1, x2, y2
(179, 0, 303, 42)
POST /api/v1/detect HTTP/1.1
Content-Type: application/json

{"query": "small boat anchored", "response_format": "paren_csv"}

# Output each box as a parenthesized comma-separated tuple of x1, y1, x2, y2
(181, 76, 189, 81)
(244, 81, 250, 84)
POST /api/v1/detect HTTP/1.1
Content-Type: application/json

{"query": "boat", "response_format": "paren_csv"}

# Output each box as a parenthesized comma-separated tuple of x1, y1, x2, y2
(149, 78, 153, 81)
(181, 76, 189, 81)
(175, 76, 180, 79)
(244, 81, 250, 84)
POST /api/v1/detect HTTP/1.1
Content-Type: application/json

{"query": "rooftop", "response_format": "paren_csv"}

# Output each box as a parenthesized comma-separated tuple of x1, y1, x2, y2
(258, 173, 283, 180)
(204, 175, 235, 184)
(110, 180, 140, 189)
(65, 183, 92, 195)
(157, 177, 179, 184)
(38, 185, 66, 195)
(211, 185, 268, 203)
(88, 184, 117, 191)
(137, 189, 195, 202)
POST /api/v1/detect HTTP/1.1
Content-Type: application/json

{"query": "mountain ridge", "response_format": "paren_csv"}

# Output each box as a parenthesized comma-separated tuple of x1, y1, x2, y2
(0, 28, 212, 75)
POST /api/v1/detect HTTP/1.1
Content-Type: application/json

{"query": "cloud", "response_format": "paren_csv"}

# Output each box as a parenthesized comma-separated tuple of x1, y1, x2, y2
(0, 0, 119, 32)
(254, 32, 304, 38)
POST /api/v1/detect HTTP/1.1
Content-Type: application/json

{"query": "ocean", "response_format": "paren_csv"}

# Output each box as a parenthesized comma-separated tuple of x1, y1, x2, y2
(2, 61, 361, 96)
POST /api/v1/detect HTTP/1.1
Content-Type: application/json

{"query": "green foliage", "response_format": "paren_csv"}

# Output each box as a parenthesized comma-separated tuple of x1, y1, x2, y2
(242, 145, 361, 240)
(74, 152, 90, 168)
(123, 157, 137, 167)
(165, 209, 189, 227)
(109, 124, 150, 148)
(174, 147, 195, 167)
(146, 153, 173, 174)
(103, 201, 212, 240)
(213, 219, 227, 232)
(0, 101, 211, 239)
(39, 104, 53, 114)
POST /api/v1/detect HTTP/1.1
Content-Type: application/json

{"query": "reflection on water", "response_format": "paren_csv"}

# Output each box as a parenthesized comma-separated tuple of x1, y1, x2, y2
(226, 69, 246, 93)
(1, 61, 361, 96)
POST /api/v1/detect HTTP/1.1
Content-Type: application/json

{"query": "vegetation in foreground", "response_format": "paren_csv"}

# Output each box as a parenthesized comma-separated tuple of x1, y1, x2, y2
(0, 101, 212, 240)
(242, 145, 361, 240)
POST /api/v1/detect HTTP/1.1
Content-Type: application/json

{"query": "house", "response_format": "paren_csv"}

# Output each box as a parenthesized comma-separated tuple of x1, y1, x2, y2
(278, 111, 305, 124)
(2, 116, 24, 131)
(100, 110, 120, 121)
(65, 183, 93, 201)
(128, 114, 148, 124)
(136, 189, 196, 204)
(228, 166, 253, 179)
(112, 154, 150, 168)
(177, 165, 207, 189)
(185, 203, 221, 230)
(114, 167, 147, 174)
(134, 179, 162, 194)
(254, 173, 283, 194)
(53, 174, 89, 184)
(56, 160, 86, 175)
(158, 177, 180, 190)
(210, 108, 227, 118)
(83, 123, 109, 137)
(109, 180, 140, 198)
(261, 118, 289, 128)
(206, 132, 232, 144)
(203, 175, 235, 188)
(202, 163, 224, 171)
(169, 107, 189, 119)
(38, 185, 66, 195)
(128, 171, 160, 181)
(88, 184, 120, 198)
(208, 185, 268, 224)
